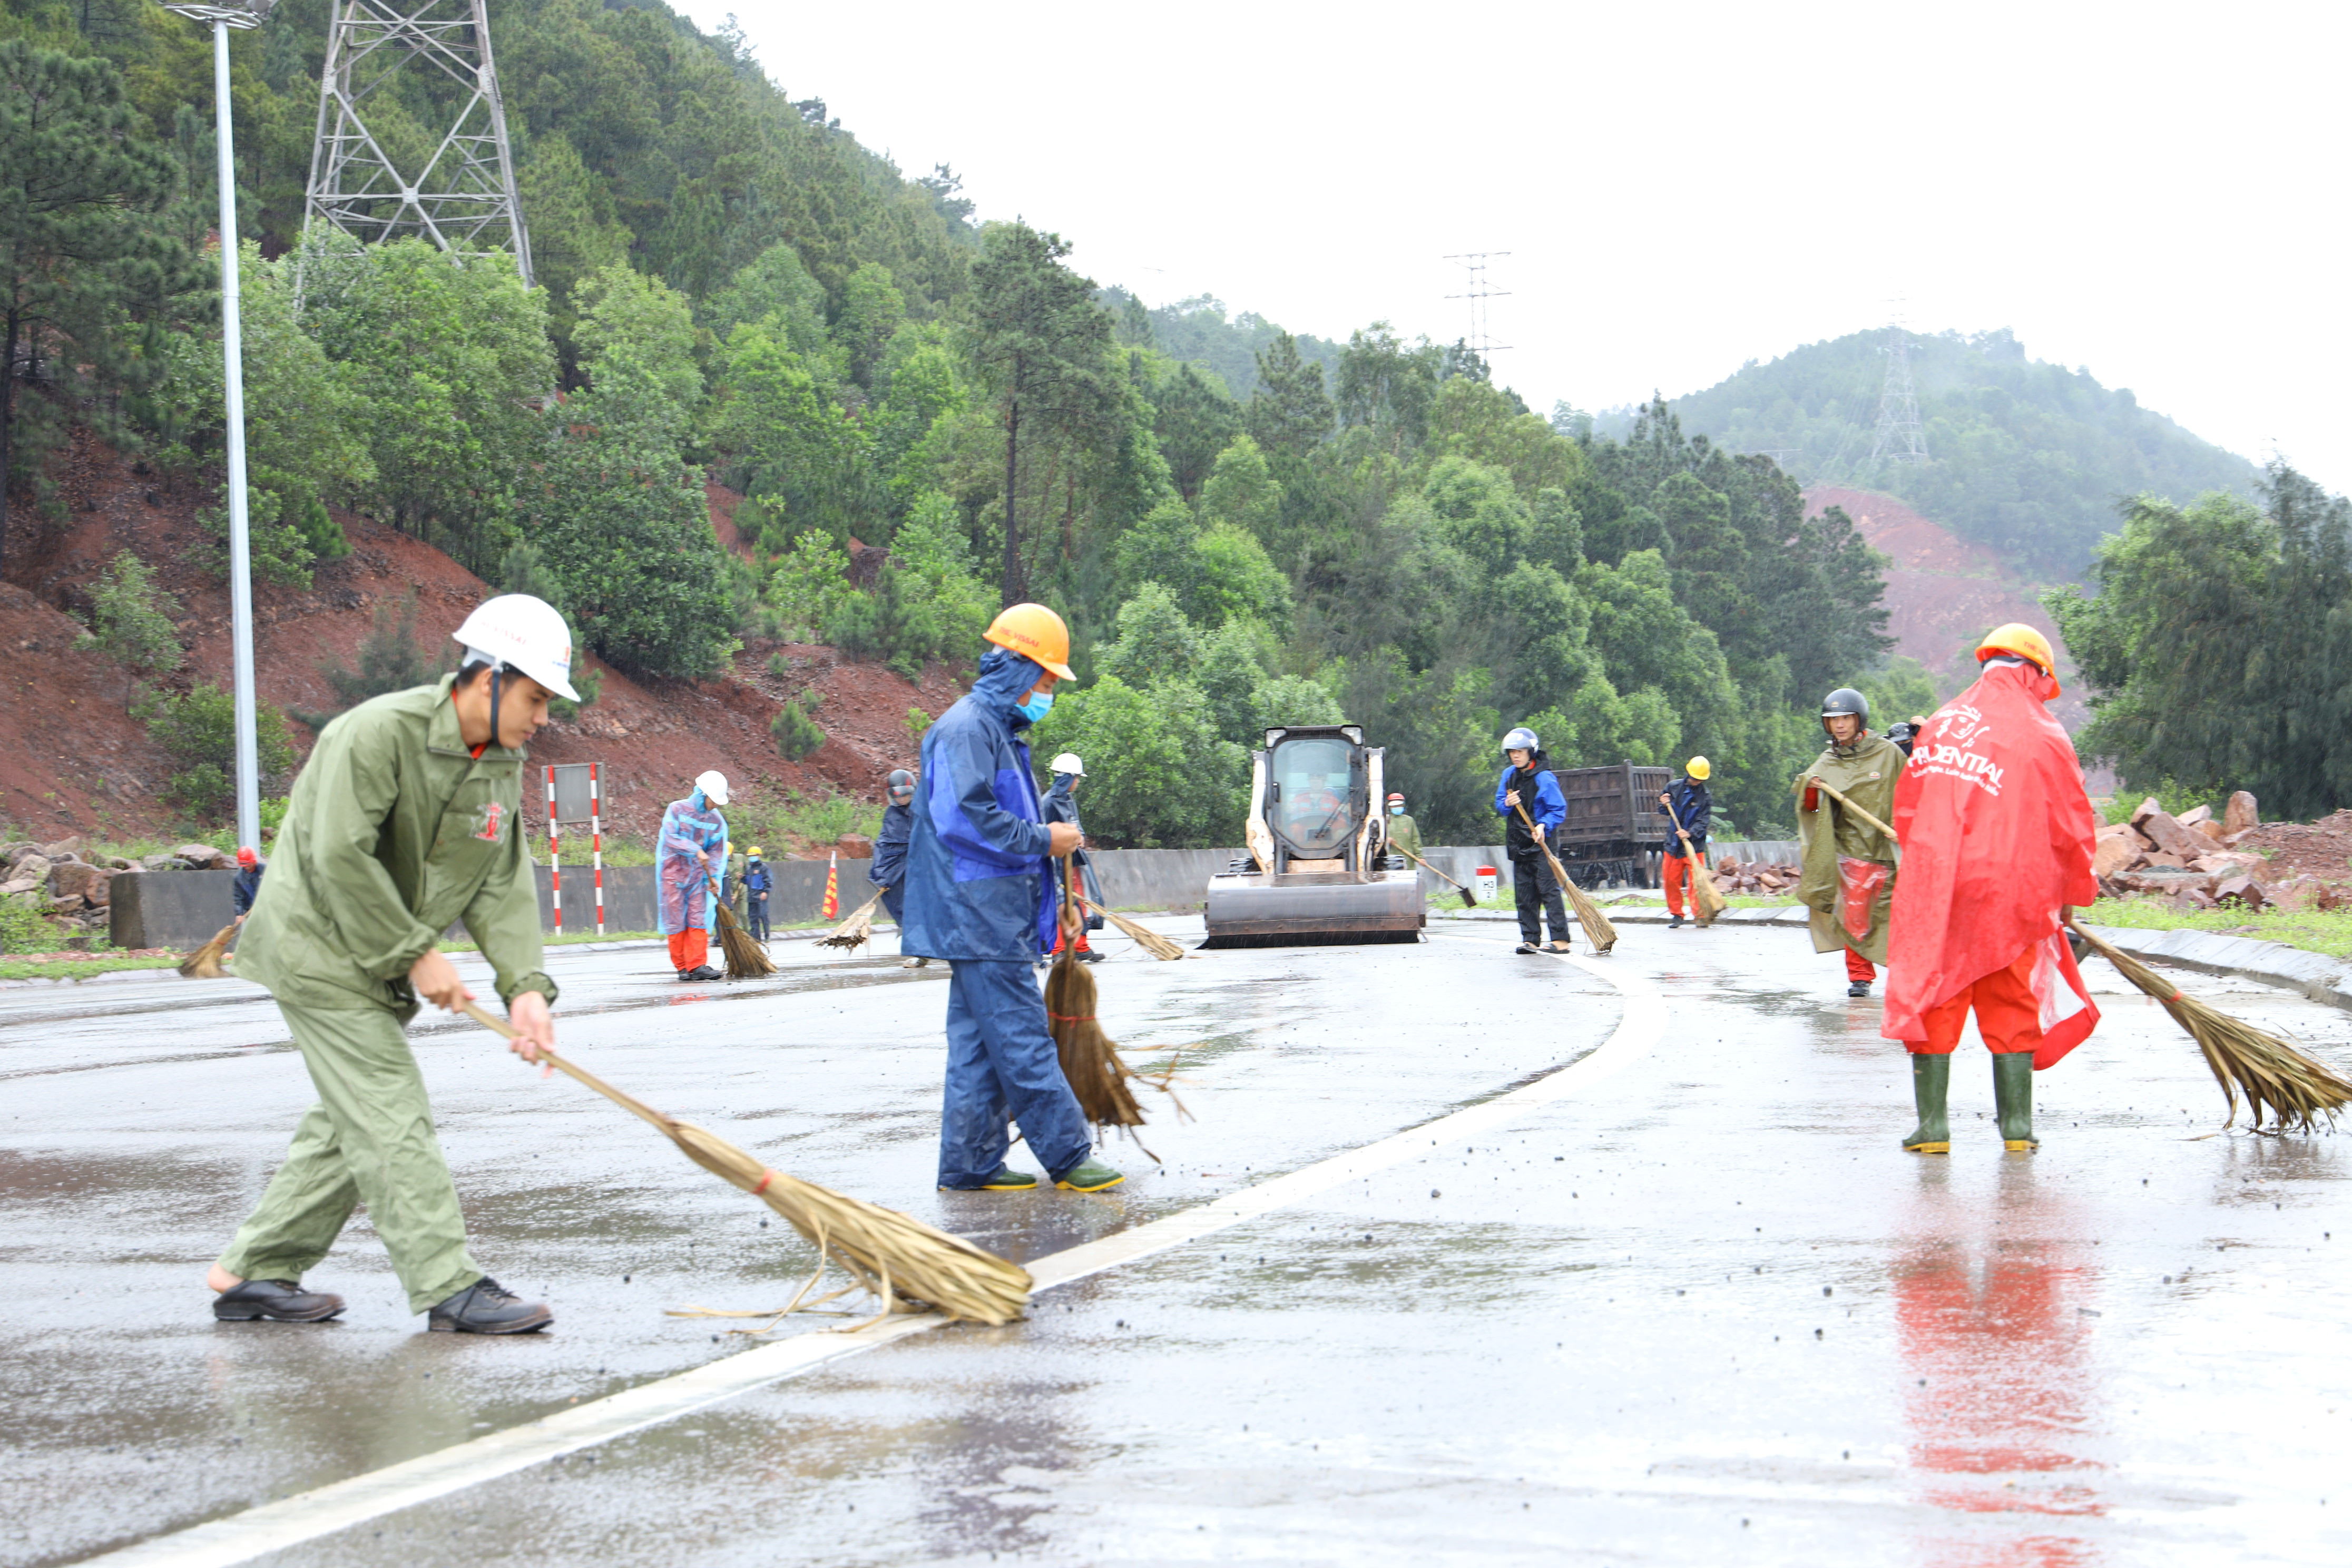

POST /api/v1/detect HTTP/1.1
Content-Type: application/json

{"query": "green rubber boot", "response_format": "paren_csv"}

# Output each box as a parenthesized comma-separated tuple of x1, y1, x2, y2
(1904, 1053, 1951, 1153)
(1992, 1051, 2038, 1151)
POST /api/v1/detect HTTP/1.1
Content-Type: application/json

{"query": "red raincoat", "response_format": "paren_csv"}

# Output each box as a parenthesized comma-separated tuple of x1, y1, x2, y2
(1882, 662, 2102, 1068)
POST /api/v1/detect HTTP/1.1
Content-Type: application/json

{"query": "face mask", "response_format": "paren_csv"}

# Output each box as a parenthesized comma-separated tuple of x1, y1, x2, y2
(1016, 689, 1054, 723)
(1389, 805, 1404, 816)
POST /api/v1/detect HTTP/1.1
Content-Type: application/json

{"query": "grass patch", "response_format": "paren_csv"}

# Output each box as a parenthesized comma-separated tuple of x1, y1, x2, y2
(2079, 896, 2352, 961)
(0, 951, 181, 982)
(726, 786, 882, 855)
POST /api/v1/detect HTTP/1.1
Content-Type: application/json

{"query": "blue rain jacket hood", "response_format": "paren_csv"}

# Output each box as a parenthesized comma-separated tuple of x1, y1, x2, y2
(870, 800, 913, 890)
(901, 649, 1060, 960)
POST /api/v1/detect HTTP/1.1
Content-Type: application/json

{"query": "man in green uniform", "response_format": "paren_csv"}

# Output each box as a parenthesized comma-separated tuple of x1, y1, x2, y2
(1794, 687, 1906, 999)
(204, 595, 578, 1334)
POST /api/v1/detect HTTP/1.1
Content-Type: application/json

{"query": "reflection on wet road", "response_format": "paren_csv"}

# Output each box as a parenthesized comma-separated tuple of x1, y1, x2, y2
(5, 919, 2350, 1565)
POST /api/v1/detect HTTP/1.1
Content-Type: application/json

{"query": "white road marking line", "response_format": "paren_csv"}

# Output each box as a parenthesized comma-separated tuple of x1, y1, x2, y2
(90, 950, 1662, 1568)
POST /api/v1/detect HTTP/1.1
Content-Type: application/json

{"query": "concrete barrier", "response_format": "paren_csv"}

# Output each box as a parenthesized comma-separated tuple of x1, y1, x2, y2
(109, 869, 241, 950)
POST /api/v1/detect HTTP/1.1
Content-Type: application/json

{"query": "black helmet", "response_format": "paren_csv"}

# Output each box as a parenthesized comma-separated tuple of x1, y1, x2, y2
(886, 767, 916, 804)
(1821, 688, 1869, 723)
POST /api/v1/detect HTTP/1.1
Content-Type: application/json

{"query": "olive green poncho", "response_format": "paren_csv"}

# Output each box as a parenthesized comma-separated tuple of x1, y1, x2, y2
(1792, 731, 1906, 965)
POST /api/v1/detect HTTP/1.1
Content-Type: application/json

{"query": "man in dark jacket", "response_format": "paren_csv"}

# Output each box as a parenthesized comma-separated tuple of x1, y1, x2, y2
(871, 768, 918, 966)
(1494, 726, 1571, 954)
(1657, 758, 1712, 929)
(742, 848, 772, 942)
(901, 604, 1122, 1194)
(231, 846, 266, 918)
(1041, 752, 1102, 964)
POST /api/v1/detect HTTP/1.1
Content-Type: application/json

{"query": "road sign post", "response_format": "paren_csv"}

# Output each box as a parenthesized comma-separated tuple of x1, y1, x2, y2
(546, 762, 604, 937)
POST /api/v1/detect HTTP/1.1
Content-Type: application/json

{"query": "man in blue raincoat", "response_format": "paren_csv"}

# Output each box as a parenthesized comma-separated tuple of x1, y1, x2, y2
(659, 770, 730, 981)
(871, 767, 920, 967)
(901, 603, 1123, 1194)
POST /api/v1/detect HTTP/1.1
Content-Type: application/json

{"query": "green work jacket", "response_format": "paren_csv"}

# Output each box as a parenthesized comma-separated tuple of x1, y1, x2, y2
(1387, 813, 1423, 861)
(1792, 731, 1905, 963)
(238, 675, 556, 1015)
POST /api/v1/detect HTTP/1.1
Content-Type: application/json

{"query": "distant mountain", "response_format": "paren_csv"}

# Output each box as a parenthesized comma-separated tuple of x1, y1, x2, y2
(1597, 328, 2262, 575)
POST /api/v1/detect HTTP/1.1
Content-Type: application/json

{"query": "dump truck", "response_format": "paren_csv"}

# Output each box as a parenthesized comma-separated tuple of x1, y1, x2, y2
(1200, 724, 1424, 947)
(1552, 761, 1676, 888)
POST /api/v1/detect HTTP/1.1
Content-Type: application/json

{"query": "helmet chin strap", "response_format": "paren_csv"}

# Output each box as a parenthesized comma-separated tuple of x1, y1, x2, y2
(487, 664, 503, 750)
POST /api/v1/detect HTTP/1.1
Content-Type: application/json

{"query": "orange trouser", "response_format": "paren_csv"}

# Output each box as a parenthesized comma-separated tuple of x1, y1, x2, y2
(1906, 947, 2042, 1056)
(1846, 949, 1876, 984)
(1052, 924, 1092, 955)
(668, 929, 710, 972)
(1661, 852, 1694, 917)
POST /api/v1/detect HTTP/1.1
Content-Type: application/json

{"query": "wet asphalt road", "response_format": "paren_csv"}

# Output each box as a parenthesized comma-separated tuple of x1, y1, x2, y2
(6, 912, 2352, 1566)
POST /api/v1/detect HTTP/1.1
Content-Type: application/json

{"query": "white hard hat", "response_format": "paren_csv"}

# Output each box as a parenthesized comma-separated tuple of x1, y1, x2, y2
(1050, 752, 1084, 777)
(694, 769, 730, 806)
(450, 594, 580, 702)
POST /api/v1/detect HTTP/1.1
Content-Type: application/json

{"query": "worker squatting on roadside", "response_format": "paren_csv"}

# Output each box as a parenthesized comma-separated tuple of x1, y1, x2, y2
(873, 767, 922, 968)
(1884, 624, 2101, 1154)
(900, 603, 1124, 1194)
(1043, 752, 1103, 964)
(205, 594, 574, 1335)
(1795, 689, 1906, 997)
(1657, 758, 1712, 929)
(1495, 726, 1572, 955)
(657, 770, 731, 982)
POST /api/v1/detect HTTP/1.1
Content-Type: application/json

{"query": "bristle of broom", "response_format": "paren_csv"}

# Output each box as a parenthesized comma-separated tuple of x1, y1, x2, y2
(2070, 919, 2352, 1131)
(1556, 863, 1618, 953)
(1076, 893, 1183, 961)
(817, 890, 881, 950)
(460, 1001, 1028, 1325)
(177, 921, 239, 979)
(1044, 947, 1149, 1131)
(714, 901, 777, 977)
(1457, 887, 1476, 910)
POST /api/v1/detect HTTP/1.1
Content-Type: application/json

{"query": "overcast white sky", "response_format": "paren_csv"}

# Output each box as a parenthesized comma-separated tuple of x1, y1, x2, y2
(684, 0, 2347, 492)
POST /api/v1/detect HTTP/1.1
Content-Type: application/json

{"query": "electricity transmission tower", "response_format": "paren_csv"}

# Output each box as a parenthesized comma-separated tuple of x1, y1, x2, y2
(300, 0, 532, 290)
(1444, 252, 1512, 361)
(1864, 322, 1927, 472)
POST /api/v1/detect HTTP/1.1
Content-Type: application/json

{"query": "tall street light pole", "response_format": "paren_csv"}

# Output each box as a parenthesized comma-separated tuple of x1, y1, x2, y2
(162, 0, 272, 852)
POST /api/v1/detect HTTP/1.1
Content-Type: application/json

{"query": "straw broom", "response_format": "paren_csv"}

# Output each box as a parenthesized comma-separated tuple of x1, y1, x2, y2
(1513, 801, 1618, 954)
(1677, 828, 1728, 923)
(1046, 858, 1180, 1143)
(177, 920, 239, 978)
(714, 899, 776, 978)
(2064, 917, 2352, 1132)
(460, 1001, 1031, 1325)
(1398, 845, 1479, 909)
(1070, 886, 1185, 961)
(818, 888, 884, 952)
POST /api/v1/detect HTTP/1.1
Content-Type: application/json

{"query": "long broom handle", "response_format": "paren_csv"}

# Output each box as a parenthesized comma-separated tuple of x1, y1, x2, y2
(1398, 844, 1471, 891)
(1804, 775, 1899, 843)
(1512, 799, 1577, 888)
(459, 999, 674, 1135)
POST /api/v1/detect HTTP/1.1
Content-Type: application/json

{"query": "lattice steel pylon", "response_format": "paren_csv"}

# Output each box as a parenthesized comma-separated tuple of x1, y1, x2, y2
(1864, 323, 1927, 471)
(300, 0, 531, 290)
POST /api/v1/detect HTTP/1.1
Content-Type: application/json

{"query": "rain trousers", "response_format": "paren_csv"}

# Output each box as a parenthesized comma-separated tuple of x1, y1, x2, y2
(657, 788, 728, 972)
(871, 800, 912, 925)
(1794, 731, 1906, 967)
(1882, 662, 2101, 1068)
(218, 675, 554, 1313)
(902, 649, 1090, 1187)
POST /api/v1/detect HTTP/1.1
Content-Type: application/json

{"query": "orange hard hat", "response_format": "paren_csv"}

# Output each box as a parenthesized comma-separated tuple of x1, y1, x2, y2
(984, 602, 1075, 680)
(1976, 623, 2056, 676)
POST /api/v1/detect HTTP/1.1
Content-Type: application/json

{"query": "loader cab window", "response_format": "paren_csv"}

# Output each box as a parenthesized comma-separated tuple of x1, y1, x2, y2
(1270, 737, 1354, 851)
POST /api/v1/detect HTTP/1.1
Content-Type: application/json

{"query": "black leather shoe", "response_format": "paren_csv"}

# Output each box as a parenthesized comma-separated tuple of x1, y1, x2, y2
(428, 1276, 552, 1335)
(213, 1278, 345, 1322)
(1848, 981, 1872, 998)
(682, 965, 722, 981)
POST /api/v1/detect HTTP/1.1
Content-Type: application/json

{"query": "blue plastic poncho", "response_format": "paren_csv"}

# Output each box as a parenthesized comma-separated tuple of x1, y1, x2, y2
(656, 788, 729, 936)
(900, 649, 1059, 961)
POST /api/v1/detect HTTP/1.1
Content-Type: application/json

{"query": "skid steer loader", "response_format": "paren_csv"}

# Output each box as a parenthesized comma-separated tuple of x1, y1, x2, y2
(1200, 725, 1424, 947)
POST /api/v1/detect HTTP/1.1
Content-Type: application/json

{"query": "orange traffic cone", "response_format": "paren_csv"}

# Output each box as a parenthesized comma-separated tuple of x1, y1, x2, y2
(822, 850, 839, 920)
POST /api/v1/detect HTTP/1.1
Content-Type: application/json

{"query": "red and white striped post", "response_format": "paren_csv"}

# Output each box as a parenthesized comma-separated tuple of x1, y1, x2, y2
(589, 762, 605, 937)
(545, 764, 562, 937)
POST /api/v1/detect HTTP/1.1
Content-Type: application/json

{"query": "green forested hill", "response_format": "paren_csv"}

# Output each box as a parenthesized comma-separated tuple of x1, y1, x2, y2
(4, 0, 1898, 846)
(1601, 328, 2262, 574)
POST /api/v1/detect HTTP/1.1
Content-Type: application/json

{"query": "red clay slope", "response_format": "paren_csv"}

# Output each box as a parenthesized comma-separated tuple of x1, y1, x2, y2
(1804, 486, 2085, 731)
(2, 433, 962, 850)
